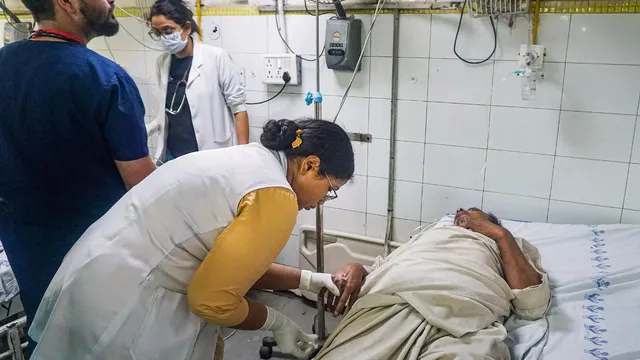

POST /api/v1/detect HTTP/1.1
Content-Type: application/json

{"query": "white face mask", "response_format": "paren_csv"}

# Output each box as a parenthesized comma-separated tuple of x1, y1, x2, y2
(161, 31, 188, 54)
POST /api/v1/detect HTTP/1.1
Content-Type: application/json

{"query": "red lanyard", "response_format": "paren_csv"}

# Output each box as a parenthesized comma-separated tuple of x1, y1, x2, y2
(30, 30, 87, 46)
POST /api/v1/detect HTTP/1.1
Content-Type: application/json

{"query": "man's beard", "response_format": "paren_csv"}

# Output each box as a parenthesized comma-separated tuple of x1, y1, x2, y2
(80, 1, 119, 38)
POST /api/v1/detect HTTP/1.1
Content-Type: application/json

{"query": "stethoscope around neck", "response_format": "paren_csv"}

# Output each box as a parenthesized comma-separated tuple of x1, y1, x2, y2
(166, 62, 192, 116)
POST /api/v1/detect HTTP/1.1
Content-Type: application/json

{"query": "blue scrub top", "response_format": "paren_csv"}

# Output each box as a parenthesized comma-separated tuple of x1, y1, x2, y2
(0, 40, 149, 325)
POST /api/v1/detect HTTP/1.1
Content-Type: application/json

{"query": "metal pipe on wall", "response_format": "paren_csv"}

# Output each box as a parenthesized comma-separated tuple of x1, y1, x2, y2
(314, 0, 326, 342)
(277, 0, 288, 52)
(531, 0, 542, 45)
(196, 0, 202, 42)
(383, 9, 400, 257)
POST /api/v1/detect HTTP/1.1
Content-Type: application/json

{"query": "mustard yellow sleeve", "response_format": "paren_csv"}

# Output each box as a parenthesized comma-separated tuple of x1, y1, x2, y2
(187, 187, 298, 327)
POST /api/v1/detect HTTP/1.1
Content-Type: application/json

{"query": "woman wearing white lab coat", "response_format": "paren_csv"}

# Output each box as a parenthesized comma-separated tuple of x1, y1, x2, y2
(28, 119, 355, 360)
(146, 0, 249, 163)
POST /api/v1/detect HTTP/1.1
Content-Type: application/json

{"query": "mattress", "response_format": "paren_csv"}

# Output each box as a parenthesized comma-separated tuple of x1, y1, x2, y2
(436, 215, 640, 360)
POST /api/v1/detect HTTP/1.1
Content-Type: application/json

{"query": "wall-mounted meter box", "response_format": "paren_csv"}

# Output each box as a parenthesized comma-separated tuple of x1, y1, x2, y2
(325, 17, 362, 71)
(3, 22, 32, 46)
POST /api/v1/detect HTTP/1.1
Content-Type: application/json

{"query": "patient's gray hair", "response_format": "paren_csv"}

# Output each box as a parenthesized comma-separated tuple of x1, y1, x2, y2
(486, 212, 501, 226)
(468, 207, 502, 226)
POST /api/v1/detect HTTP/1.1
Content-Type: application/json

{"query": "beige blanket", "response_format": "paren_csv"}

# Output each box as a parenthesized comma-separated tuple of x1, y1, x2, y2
(315, 226, 550, 360)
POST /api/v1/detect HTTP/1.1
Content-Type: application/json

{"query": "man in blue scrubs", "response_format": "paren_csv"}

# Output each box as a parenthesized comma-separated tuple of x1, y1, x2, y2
(0, 0, 156, 345)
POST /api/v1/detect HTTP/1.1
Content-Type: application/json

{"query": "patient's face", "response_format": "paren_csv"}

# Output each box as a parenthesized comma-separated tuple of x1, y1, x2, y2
(453, 208, 490, 226)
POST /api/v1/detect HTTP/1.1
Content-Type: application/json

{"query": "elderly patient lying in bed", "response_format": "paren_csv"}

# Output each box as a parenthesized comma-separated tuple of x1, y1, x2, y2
(316, 208, 551, 360)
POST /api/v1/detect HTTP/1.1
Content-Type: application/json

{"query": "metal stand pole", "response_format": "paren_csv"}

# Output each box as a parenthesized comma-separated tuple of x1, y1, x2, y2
(314, 0, 326, 342)
(384, 9, 400, 257)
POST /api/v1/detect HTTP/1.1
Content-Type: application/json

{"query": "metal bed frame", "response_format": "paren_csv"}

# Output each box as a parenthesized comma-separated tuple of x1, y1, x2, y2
(0, 316, 27, 360)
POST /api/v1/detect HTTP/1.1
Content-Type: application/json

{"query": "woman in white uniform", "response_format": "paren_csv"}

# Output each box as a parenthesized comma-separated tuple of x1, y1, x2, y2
(146, 0, 249, 163)
(28, 118, 355, 360)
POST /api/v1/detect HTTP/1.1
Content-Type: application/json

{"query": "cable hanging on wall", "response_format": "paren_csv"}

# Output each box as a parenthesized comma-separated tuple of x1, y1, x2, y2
(452, 0, 498, 65)
(114, 5, 164, 51)
(0, 0, 30, 34)
(246, 72, 291, 105)
(304, 0, 336, 17)
(273, 0, 331, 62)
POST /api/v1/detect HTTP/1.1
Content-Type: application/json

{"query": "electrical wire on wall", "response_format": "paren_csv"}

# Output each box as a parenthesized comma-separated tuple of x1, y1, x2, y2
(113, 5, 164, 51)
(273, 0, 330, 62)
(452, 0, 497, 65)
(331, 0, 386, 123)
(266, 3, 335, 105)
(245, 85, 287, 105)
(304, 0, 336, 17)
(246, 72, 291, 105)
(104, 36, 116, 61)
(0, 0, 29, 34)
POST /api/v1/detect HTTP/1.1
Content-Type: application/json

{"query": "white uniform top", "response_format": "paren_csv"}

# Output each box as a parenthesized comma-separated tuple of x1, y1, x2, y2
(29, 143, 291, 360)
(147, 41, 247, 163)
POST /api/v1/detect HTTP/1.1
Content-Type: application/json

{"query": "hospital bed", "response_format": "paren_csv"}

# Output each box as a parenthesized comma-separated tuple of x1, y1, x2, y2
(0, 241, 27, 360)
(297, 215, 640, 360)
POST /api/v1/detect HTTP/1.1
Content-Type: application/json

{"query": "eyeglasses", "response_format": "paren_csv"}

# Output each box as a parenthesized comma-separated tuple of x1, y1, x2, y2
(322, 174, 339, 203)
(148, 28, 178, 41)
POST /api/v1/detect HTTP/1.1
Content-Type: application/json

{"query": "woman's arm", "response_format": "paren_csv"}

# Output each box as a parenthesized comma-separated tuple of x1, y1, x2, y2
(234, 111, 250, 145)
(186, 187, 297, 330)
(216, 49, 248, 129)
(253, 263, 302, 290)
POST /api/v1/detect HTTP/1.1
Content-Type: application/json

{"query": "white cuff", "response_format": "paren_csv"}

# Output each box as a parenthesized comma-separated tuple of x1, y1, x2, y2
(260, 306, 286, 331)
(512, 274, 551, 320)
(298, 270, 312, 292)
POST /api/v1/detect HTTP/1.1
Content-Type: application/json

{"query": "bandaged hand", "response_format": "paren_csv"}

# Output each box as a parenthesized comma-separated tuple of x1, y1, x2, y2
(260, 306, 318, 359)
(298, 270, 340, 297)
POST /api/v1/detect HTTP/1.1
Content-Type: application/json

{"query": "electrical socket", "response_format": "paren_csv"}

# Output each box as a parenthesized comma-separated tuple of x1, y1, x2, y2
(260, 54, 302, 85)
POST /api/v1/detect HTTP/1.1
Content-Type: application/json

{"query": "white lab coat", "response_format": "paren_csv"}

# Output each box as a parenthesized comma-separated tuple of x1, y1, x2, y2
(146, 40, 247, 163)
(28, 144, 292, 360)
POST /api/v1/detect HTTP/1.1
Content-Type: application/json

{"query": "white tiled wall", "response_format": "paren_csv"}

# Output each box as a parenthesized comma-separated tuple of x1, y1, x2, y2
(94, 13, 640, 265)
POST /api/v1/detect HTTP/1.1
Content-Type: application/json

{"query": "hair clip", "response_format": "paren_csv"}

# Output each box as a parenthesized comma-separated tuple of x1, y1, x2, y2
(291, 129, 303, 149)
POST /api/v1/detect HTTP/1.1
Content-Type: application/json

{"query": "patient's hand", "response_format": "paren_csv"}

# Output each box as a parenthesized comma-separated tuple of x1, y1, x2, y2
(459, 217, 509, 241)
(326, 263, 367, 317)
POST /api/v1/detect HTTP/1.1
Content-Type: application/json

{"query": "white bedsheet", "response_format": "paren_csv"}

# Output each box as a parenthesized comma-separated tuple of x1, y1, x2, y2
(436, 215, 640, 360)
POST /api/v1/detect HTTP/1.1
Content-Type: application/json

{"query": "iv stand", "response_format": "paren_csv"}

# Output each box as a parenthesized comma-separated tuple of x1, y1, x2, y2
(314, 0, 327, 343)
(258, 3, 326, 359)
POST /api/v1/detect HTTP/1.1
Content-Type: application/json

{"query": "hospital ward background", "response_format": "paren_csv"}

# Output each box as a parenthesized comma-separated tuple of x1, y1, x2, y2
(2, 0, 640, 357)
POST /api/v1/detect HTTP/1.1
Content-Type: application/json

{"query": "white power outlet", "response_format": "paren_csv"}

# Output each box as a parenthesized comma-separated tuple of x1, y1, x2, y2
(260, 54, 302, 85)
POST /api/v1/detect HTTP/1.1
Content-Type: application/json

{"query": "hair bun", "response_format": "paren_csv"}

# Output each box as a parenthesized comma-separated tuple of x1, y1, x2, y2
(261, 119, 299, 151)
